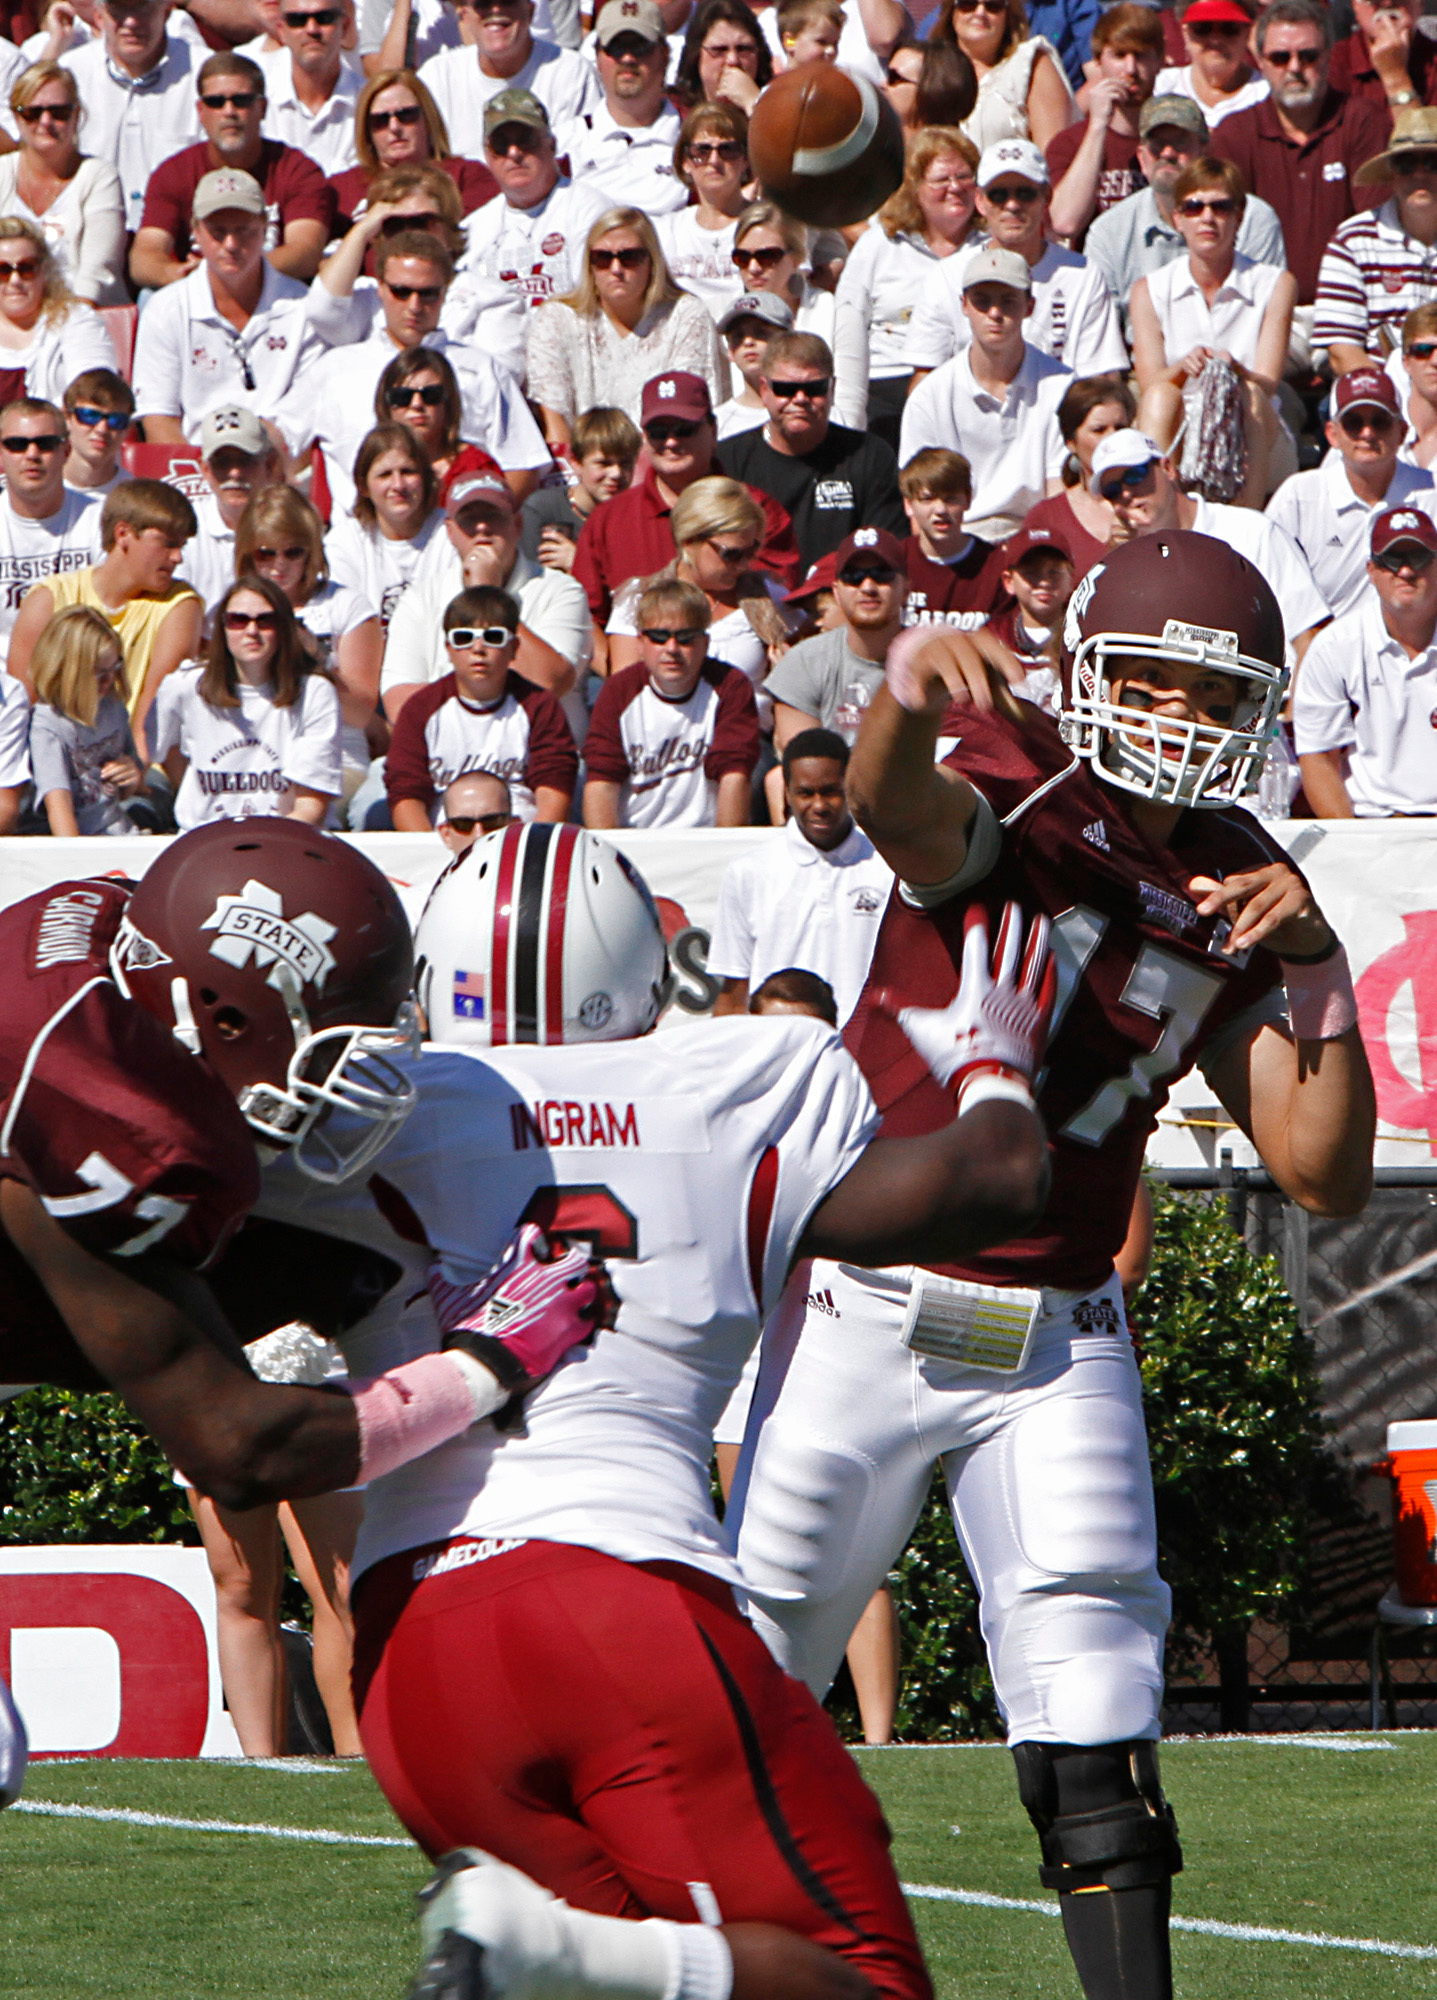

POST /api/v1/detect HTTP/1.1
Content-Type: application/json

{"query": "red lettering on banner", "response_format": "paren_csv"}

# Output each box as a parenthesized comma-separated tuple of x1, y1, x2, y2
(1355, 911, 1437, 1146)
(0, 1572, 209, 1758)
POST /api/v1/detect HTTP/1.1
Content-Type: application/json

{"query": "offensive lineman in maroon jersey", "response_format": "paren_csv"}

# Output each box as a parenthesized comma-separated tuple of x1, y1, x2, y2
(728, 532, 1375, 2000)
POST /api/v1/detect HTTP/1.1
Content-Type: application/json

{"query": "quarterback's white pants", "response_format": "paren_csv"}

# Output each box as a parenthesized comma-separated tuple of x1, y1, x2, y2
(728, 1261, 1170, 1747)
(0, 1671, 26, 1808)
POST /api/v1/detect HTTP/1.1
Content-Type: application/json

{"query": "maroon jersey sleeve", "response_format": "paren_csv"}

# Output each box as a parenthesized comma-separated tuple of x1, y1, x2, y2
(583, 665, 643, 782)
(0, 882, 260, 1273)
(704, 662, 761, 779)
(845, 710, 1287, 1291)
(385, 676, 451, 812)
(514, 675, 579, 795)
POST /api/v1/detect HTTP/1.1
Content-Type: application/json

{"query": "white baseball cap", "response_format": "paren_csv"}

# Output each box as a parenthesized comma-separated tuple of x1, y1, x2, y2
(977, 138, 1049, 190)
(961, 245, 1033, 294)
(1089, 428, 1164, 496)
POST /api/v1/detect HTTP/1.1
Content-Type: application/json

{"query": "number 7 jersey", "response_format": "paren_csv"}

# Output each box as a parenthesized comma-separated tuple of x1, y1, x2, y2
(846, 707, 1291, 1295)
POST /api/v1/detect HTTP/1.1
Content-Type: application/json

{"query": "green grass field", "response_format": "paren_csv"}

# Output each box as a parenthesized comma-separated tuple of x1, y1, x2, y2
(4, 1735, 1436, 1999)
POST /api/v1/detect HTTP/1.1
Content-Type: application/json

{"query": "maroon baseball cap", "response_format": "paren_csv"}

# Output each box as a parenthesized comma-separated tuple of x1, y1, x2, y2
(785, 549, 841, 602)
(1371, 505, 1437, 557)
(641, 372, 712, 427)
(1000, 523, 1073, 569)
(833, 527, 906, 575)
(1333, 368, 1402, 418)
(445, 471, 514, 519)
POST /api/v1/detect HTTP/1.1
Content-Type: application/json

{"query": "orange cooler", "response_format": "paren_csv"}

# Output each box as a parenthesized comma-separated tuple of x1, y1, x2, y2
(1384, 1421, 1437, 1607)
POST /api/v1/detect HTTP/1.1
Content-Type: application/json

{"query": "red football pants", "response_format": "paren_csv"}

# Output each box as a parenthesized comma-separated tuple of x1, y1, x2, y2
(353, 1538, 931, 2000)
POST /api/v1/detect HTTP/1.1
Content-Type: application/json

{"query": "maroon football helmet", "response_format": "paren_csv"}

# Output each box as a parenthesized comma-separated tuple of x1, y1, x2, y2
(114, 819, 418, 1181)
(1059, 531, 1287, 808)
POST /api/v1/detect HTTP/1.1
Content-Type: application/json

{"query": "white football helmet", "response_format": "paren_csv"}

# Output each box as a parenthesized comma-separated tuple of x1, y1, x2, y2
(415, 823, 670, 1047)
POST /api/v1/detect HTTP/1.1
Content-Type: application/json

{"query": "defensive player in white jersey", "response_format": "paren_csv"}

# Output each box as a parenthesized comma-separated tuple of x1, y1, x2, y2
(252, 820, 1055, 2000)
(727, 533, 1376, 2000)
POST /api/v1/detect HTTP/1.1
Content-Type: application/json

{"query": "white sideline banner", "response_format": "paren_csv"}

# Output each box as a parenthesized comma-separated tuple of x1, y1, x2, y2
(0, 818, 1430, 1168)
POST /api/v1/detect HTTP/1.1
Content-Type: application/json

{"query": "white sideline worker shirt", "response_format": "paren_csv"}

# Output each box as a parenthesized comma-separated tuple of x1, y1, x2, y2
(1292, 593, 1437, 815)
(707, 817, 894, 1025)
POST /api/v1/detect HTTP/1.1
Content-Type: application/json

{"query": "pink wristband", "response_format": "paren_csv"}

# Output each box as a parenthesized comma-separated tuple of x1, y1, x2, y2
(346, 1352, 484, 1485)
(1280, 944, 1358, 1042)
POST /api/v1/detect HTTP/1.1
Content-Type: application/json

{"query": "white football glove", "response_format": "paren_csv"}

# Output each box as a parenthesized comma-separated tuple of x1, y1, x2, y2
(884, 900, 1055, 1113)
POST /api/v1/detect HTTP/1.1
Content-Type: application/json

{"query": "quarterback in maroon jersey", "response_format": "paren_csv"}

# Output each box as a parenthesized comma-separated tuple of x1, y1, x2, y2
(728, 532, 1375, 2000)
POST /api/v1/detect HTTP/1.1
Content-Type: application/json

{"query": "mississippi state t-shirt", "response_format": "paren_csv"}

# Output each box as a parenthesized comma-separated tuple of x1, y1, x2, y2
(383, 668, 578, 821)
(153, 666, 343, 828)
(0, 489, 102, 667)
(720, 423, 906, 568)
(584, 660, 760, 828)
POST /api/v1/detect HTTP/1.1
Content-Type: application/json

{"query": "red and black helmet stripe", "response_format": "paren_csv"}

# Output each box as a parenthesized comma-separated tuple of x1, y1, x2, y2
(488, 823, 583, 1045)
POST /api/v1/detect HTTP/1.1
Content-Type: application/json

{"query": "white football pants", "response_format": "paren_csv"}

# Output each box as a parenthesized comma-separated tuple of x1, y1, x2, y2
(1, 1669, 27, 1808)
(727, 1260, 1170, 1746)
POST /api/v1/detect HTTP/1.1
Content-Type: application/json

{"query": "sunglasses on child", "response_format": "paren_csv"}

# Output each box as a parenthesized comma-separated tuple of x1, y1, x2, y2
(447, 625, 514, 648)
(71, 405, 129, 432)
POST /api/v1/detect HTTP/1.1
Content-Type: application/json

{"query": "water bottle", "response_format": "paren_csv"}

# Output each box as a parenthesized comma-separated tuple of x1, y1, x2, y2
(833, 677, 871, 747)
(1254, 736, 1297, 821)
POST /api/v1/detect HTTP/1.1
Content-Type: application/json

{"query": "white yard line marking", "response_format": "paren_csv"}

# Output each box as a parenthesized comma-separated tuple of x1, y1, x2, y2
(14, 1803, 1436, 1962)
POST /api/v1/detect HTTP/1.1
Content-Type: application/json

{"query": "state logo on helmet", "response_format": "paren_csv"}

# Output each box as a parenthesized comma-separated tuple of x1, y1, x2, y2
(414, 823, 670, 1047)
(1059, 530, 1287, 809)
(114, 817, 418, 1182)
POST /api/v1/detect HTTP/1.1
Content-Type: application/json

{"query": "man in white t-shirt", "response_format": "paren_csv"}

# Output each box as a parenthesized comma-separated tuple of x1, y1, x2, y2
(901, 248, 1072, 542)
(133, 168, 342, 446)
(282, 219, 549, 514)
(907, 140, 1129, 379)
(553, 0, 685, 217)
(258, 2, 364, 177)
(62, 0, 202, 228)
(418, 0, 598, 143)
(0, 396, 103, 679)
(1295, 504, 1437, 816)
(175, 402, 284, 616)
(460, 87, 611, 312)
(710, 727, 893, 1022)
(1095, 426, 1331, 654)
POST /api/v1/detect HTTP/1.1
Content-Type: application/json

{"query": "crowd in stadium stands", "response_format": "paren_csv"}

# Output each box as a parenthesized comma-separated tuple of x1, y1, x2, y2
(0, 0, 1434, 846)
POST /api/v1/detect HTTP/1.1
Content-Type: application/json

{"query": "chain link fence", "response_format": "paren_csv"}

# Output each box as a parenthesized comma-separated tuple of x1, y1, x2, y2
(1153, 1163, 1437, 1733)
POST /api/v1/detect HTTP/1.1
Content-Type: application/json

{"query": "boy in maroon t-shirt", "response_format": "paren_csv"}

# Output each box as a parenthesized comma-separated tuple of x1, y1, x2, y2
(899, 448, 1010, 630)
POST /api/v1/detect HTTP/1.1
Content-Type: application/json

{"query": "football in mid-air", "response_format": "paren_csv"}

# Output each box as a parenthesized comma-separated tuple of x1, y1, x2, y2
(747, 62, 905, 230)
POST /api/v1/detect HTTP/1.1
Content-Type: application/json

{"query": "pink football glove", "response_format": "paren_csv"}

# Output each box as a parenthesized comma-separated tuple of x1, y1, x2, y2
(878, 901, 1056, 1111)
(428, 1222, 613, 1395)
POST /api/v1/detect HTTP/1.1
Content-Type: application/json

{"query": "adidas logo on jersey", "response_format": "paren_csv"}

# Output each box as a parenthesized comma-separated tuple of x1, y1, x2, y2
(1081, 819, 1110, 852)
(807, 1287, 840, 1317)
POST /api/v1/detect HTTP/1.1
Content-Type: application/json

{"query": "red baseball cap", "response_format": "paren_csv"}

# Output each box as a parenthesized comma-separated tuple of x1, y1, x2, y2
(785, 550, 841, 602)
(832, 527, 907, 575)
(641, 372, 712, 427)
(1000, 523, 1073, 568)
(1181, 0, 1253, 24)
(1371, 505, 1437, 557)
(1333, 367, 1402, 418)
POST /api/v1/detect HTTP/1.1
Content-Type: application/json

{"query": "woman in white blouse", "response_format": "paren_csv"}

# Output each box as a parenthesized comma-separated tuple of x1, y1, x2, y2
(936, 0, 1075, 152)
(655, 102, 753, 323)
(154, 577, 343, 831)
(0, 211, 116, 407)
(730, 200, 868, 429)
(0, 63, 125, 306)
(836, 126, 981, 449)
(1130, 154, 1294, 504)
(526, 207, 730, 451)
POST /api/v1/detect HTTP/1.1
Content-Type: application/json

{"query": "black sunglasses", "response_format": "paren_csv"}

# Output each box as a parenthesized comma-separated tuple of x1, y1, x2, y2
(447, 625, 514, 647)
(380, 212, 445, 236)
(370, 104, 424, 128)
(1339, 408, 1396, 435)
(282, 6, 340, 23)
(0, 431, 62, 451)
(1374, 544, 1436, 573)
(223, 608, 280, 630)
(446, 811, 512, 833)
(384, 281, 443, 302)
(200, 89, 260, 108)
(641, 625, 704, 645)
(1408, 340, 1437, 359)
(1263, 44, 1322, 64)
(16, 100, 75, 122)
(1396, 151, 1437, 174)
(387, 382, 445, 406)
(590, 246, 649, 270)
(840, 564, 897, 585)
(685, 140, 743, 162)
(733, 243, 787, 269)
(767, 376, 830, 399)
(645, 419, 701, 443)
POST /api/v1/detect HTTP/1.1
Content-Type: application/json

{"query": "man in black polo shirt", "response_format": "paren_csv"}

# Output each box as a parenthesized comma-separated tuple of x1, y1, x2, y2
(720, 331, 906, 569)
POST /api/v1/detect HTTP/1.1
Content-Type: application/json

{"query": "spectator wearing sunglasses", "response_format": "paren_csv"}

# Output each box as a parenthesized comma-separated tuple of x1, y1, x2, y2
(1267, 367, 1437, 617)
(571, 369, 799, 629)
(461, 88, 611, 315)
(1295, 506, 1437, 817)
(655, 103, 753, 321)
(284, 221, 547, 515)
(62, 366, 134, 496)
(438, 767, 513, 852)
(60, 0, 202, 230)
(257, 0, 365, 178)
(0, 215, 117, 413)
(0, 62, 125, 306)
(1389, 301, 1437, 468)
(1317, 109, 1437, 373)
(10, 476, 202, 752)
(763, 526, 907, 747)
(1152, 0, 1268, 129)
(174, 401, 284, 619)
(131, 51, 333, 294)
(724, 330, 905, 569)
(326, 68, 495, 237)
(0, 395, 102, 676)
(416, 0, 597, 142)
(1210, 0, 1388, 345)
(133, 168, 346, 449)
(152, 572, 342, 829)
(553, 1, 686, 221)
(385, 583, 577, 826)
(583, 575, 759, 829)
(527, 205, 729, 451)
(727, 200, 868, 429)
